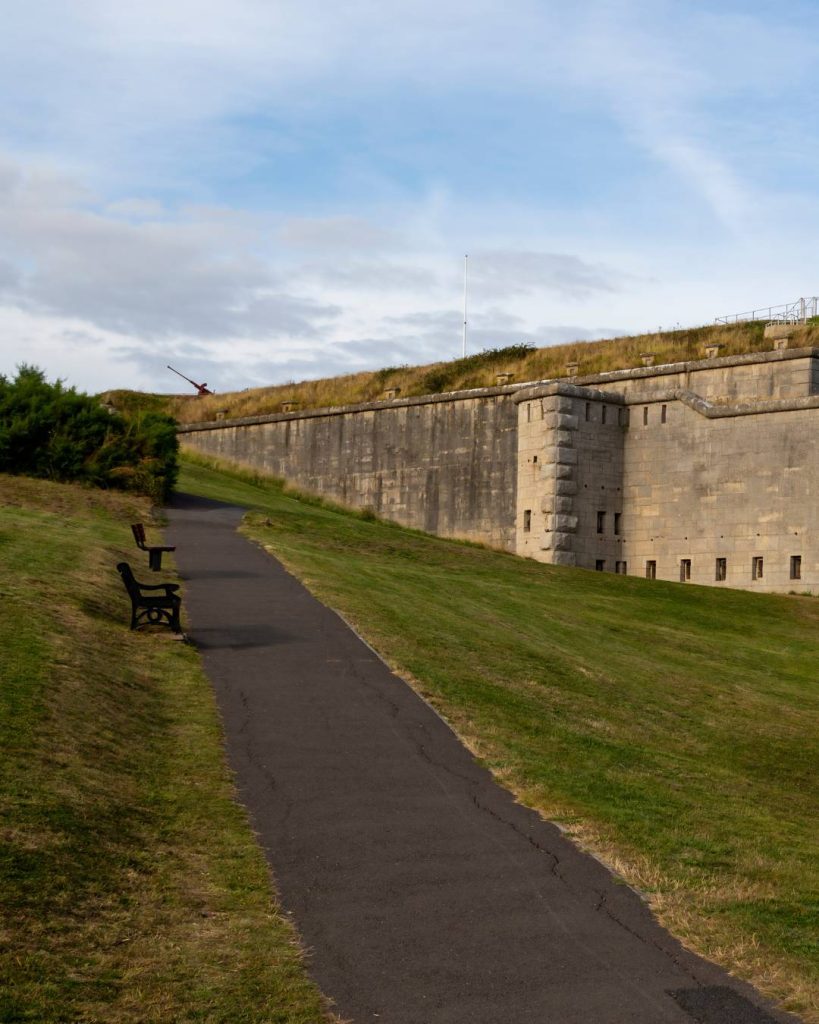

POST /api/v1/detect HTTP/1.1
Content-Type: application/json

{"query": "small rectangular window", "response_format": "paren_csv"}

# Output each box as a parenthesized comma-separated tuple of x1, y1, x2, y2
(523, 509, 531, 532)
(615, 561, 627, 575)
(680, 558, 691, 582)
(595, 560, 605, 572)
(614, 512, 621, 535)
(585, 402, 591, 421)
(752, 556, 764, 580)
(618, 407, 624, 426)
(661, 404, 667, 423)
(596, 511, 606, 534)
(532, 454, 538, 463)
(645, 560, 656, 580)
(602, 405, 607, 424)
(790, 555, 802, 580)
(715, 557, 727, 581)
(643, 406, 648, 426)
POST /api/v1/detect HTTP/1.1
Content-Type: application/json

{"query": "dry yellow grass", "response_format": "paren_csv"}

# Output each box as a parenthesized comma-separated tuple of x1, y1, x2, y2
(103, 319, 819, 425)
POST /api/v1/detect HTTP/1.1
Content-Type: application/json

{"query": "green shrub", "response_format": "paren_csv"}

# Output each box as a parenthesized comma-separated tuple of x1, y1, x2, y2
(0, 366, 178, 502)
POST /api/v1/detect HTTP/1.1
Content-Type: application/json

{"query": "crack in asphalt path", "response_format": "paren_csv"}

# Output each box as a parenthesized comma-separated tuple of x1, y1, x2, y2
(166, 494, 800, 1024)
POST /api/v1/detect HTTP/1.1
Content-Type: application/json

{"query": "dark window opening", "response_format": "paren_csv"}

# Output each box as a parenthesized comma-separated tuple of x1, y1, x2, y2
(661, 404, 667, 423)
(523, 510, 532, 532)
(596, 511, 606, 534)
(602, 405, 607, 424)
(680, 558, 691, 582)
(585, 402, 591, 421)
(645, 560, 656, 580)
(614, 512, 622, 535)
(791, 555, 802, 580)
(595, 560, 605, 572)
(715, 558, 727, 581)
(616, 561, 627, 575)
(752, 556, 764, 580)
(533, 455, 538, 463)
(643, 406, 648, 426)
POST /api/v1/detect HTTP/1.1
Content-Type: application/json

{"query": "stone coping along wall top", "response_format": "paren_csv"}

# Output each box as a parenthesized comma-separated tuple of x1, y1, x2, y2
(177, 382, 521, 433)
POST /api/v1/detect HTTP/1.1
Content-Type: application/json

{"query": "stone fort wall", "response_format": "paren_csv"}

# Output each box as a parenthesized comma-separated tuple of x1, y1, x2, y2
(179, 347, 819, 593)
(178, 387, 520, 551)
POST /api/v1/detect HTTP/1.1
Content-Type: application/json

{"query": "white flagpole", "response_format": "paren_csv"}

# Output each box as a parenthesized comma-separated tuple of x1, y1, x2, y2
(462, 254, 468, 358)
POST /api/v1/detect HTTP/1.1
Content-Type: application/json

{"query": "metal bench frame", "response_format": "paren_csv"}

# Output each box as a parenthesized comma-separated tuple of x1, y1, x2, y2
(117, 562, 182, 632)
(131, 523, 176, 571)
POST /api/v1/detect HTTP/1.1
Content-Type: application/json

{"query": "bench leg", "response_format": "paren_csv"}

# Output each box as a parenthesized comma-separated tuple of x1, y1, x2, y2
(149, 549, 162, 571)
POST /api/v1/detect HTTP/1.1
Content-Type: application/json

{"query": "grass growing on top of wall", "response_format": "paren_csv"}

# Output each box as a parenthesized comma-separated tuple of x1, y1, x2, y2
(104, 317, 819, 425)
(0, 474, 338, 1023)
(179, 452, 819, 1023)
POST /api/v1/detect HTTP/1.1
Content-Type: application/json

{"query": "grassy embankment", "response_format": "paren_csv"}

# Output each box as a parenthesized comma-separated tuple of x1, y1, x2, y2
(0, 474, 338, 1023)
(104, 318, 819, 425)
(179, 452, 819, 1023)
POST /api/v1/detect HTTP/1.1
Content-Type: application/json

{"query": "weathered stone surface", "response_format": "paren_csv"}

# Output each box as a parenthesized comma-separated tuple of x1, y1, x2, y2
(181, 390, 518, 551)
(543, 413, 579, 431)
(544, 514, 579, 533)
(183, 348, 819, 593)
(541, 447, 578, 466)
(551, 531, 574, 551)
(551, 551, 578, 566)
(540, 461, 575, 480)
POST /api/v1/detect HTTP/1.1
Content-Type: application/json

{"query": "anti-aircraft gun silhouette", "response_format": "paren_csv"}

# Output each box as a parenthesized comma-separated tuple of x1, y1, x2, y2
(166, 365, 214, 396)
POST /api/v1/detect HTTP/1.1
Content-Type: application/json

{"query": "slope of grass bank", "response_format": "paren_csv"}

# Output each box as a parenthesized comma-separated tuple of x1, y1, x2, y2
(105, 318, 819, 425)
(0, 474, 336, 1023)
(179, 453, 819, 1022)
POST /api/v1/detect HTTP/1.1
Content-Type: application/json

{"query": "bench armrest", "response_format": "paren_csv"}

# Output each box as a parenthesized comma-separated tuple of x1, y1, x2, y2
(138, 581, 180, 594)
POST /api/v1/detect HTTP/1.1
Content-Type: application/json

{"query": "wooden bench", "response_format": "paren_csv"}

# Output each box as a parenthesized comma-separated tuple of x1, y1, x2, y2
(131, 523, 176, 571)
(117, 562, 182, 633)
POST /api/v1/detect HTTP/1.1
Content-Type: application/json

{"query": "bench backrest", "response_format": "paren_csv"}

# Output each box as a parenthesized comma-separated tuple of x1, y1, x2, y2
(131, 523, 147, 548)
(117, 562, 140, 598)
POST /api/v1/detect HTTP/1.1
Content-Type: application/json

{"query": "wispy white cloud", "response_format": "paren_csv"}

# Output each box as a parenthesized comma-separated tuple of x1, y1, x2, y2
(2, 1, 819, 392)
(0, 157, 339, 340)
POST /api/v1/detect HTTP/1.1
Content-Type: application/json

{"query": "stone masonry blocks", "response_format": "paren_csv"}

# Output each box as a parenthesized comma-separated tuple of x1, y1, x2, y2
(551, 551, 578, 566)
(541, 396, 575, 416)
(552, 531, 574, 551)
(545, 514, 579, 533)
(541, 461, 575, 480)
(543, 413, 579, 431)
(188, 350, 819, 592)
(542, 448, 578, 466)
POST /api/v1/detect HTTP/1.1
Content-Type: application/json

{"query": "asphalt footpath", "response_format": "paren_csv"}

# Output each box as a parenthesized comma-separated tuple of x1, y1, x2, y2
(165, 493, 800, 1024)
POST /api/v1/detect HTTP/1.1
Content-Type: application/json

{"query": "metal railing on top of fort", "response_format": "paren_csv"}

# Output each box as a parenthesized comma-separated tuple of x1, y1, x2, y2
(715, 296, 819, 325)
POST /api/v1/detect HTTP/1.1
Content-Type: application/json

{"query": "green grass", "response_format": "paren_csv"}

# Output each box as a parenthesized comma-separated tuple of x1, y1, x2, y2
(0, 474, 337, 1023)
(179, 453, 819, 1022)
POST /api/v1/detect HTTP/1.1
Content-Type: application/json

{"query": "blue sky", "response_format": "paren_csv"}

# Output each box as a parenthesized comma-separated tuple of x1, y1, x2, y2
(1, 0, 818, 393)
